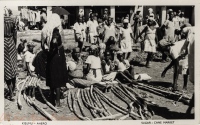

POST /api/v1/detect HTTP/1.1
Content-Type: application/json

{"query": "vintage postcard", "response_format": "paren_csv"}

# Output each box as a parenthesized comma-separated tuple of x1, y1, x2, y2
(0, 0, 199, 125)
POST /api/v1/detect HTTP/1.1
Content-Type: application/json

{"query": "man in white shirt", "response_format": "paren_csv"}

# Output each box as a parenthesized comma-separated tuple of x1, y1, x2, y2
(86, 13, 99, 44)
(160, 30, 189, 92)
(74, 16, 85, 51)
(102, 17, 116, 43)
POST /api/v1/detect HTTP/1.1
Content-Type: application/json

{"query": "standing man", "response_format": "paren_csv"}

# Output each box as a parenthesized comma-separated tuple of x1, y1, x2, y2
(86, 13, 99, 44)
(132, 10, 143, 37)
(160, 11, 175, 62)
(74, 16, 85, 51)
(102, 17, 116, 43)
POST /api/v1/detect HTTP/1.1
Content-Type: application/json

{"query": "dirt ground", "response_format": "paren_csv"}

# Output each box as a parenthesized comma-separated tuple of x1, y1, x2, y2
(4, 30, 194, 121)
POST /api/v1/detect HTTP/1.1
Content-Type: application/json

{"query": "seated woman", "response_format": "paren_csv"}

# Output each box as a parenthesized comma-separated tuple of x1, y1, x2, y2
(85, 45, 102, 82)
(67, 47, 84, 79)
(69, 46, 108, 91)
(24, 42, 36, 77)
(114, 51, 137, 85)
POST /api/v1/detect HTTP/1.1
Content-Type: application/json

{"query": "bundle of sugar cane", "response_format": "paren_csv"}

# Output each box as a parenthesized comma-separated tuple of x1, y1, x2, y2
(17, 76, 30, 110)
(117, 78, 191, 101)
(67, 88, 110, 120)
(16, 79, 26, 91)
(94, 87, 142, 120)
(32, 78, 40, 100)
(71, 89, 91, 120)
(137, 82, 191, 100)
(36, 79, 59, 113)
(23, 91, 57, 121)
(23, 77, 34, 107)
(28, 77, 37, 98)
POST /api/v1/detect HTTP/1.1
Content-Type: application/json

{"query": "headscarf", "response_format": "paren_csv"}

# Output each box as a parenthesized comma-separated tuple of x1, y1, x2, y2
(182, 27, 195, 44)
(41, 13, 62, 50)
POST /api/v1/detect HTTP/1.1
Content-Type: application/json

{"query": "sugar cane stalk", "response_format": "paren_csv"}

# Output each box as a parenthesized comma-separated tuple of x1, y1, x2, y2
(23, 93, 57, 121)
(77, 89, 87, 117)
(113, 86, 147, 120)
(37, 79, 59, 113)
(94, 88, 141, 119)
(86, 88, 104, 117)
(120, 83, 155, 117)
(111, 87, 131, 105)
(16, 79, 25, 91)
(90, 85, 103, 109)
(83, 89, 98, 118)
(93, 113, 123, 120)
(32, 77, 39, 100)
(90, 86, 108, 117)
(94, 93, 112, 116)
(28, 77, 35, 97)
(72, 89, 90, 120)
(137, 82, 190, 100)
(117, 83, 152, 119)
(17, 76, 30, 110)
(67, 90, 73, 112)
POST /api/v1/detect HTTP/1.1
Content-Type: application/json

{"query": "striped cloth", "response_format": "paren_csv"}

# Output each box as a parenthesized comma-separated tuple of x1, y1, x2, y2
(4, 17, 15, 37)
(4, 16, 17, 80)
(4, 37, 17, 80)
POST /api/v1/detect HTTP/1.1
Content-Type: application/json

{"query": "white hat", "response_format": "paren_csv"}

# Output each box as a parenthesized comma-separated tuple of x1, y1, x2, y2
(123, 19, 129, 23)
(148, 8, 153, 12)
(168, 9, 173, 12)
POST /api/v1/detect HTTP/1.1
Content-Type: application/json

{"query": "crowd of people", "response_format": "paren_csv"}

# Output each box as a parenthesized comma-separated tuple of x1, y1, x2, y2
(4, 7, 194, 114)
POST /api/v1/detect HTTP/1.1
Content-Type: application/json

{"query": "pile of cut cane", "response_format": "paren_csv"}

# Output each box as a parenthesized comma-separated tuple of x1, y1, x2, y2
(66, 83, 155, 120)
(17, 76, 58, 121)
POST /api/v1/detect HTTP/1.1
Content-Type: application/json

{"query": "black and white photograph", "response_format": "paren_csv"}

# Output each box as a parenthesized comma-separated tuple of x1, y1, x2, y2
(3, 3, 197, 123)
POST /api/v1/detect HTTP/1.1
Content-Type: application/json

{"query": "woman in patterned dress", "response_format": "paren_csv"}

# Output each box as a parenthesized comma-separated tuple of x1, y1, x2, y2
(4, 8, 17, 101)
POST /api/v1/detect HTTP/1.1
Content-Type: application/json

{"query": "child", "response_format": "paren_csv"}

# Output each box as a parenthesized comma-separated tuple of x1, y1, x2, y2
(101, 51, 117, 82)
(74, 16, 85, 51)
(120, 19, 134, 59)
(17, 39, 27, 70)
(99, 42, 106, 60)
(101, 51, 115, 75)
(115, 51, 136, 84)
(86, 13, 99, 44)
(24, 42, 36, 76)
(64, 49, 73, 62)
(160, 30, 189, 92)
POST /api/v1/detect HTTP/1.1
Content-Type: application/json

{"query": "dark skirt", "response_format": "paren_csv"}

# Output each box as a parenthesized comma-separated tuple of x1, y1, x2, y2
(46, 46, 68, 88)
(32, 50, 48, 78)
(4, 37, 17, 81)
